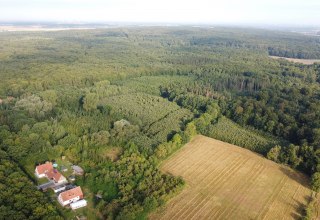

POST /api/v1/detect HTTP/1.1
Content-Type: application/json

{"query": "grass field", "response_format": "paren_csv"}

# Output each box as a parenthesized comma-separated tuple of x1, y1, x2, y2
(150, 135, 314, 220)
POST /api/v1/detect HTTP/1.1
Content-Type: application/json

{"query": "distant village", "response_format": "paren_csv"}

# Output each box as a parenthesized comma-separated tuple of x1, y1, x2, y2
(35, 161, 87, 210)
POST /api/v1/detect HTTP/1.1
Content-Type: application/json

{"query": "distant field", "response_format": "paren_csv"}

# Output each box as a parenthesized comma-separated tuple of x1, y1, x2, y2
(150, 135, 313, 220)
(0, 25, 95, 32)
(269, 55, 320, 65)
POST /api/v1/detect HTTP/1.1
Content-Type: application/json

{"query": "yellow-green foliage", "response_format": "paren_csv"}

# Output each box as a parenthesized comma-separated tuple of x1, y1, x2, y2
(207, 117, 281, 154)
(117, 75, 194, 95)
(103, 93, 193, 144)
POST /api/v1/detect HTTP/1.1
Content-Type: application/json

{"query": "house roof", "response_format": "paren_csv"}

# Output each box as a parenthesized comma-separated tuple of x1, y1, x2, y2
(46, 169, 64, 182)
(59, 186, 83, 202)
(36, 162, 53, 175)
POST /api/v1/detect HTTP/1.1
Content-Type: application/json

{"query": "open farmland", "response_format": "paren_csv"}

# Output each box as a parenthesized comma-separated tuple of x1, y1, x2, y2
(150, 135, 313, 220)
(269, 55, 320, 65)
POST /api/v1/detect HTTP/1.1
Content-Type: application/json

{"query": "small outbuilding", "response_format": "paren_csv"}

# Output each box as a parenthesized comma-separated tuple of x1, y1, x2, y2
(60, 166, 68, 172)
(37, 180, 55, 191)
(69, 175, 76, 182)
(70, 199, 87, 210)
(95, 190, 103, 199)
(53, 185, 66, 193)
(72, 165, 84, 175)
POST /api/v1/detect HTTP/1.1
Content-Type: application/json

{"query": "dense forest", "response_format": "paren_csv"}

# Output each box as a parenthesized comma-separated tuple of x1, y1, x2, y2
(0, 27, 320, 219)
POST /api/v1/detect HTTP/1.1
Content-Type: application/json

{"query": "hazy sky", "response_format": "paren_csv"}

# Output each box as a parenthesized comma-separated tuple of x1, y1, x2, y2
(0, 0, 319, 26)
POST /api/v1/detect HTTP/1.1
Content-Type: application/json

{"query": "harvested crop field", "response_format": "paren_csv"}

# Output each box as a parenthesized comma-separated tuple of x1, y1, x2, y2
(150, 135, 314, 220)
(269, 55, 320, 65)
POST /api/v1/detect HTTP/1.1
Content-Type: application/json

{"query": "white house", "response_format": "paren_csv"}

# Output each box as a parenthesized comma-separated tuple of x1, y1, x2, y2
(35, 162, 67, 184)
(58, 186, 83, 206)
(35, 162, 53, 178)
(70, 200, 87, 210)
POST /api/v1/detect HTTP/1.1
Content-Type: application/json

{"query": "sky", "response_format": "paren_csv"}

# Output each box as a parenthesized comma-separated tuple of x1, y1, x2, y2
(0, 0, 319, 26)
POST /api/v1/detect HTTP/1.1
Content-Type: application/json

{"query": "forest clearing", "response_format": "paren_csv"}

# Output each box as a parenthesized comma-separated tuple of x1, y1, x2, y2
(151, 135, 313, 220)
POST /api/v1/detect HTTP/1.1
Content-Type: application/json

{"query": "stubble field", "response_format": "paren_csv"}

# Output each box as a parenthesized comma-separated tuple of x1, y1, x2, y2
(269, 55, 320, 65)
(150, 135, 313, 220)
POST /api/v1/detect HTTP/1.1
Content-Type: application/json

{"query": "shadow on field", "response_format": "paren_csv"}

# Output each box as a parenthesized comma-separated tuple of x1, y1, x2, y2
(290, 198, 310, 220)
(279, 167, 310, 188)
(291, 212, 302, 220)
(279, 166, 312, 219)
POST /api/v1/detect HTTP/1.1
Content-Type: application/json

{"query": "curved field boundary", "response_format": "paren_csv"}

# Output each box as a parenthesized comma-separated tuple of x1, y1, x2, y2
(150, 135, 314, 220)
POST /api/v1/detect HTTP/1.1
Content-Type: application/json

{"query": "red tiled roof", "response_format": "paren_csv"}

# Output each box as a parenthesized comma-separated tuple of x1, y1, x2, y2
(36, 162, 53, 175)
(60, 186, 83, 202)
(46, 169, 63, 182)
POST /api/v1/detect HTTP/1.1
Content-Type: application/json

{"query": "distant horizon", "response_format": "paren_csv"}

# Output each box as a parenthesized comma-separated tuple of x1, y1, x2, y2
(0, 0, 319, 27)
(0, 21, 319, 30)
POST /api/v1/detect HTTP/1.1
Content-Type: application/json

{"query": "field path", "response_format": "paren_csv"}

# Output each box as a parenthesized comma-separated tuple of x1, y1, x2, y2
(150, 135, 313, 220)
